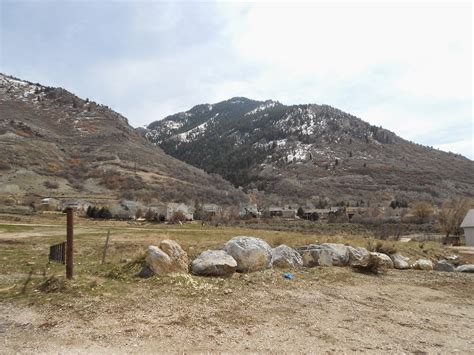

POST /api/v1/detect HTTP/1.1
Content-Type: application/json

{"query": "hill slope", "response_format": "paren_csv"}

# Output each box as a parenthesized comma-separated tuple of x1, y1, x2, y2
(0, 74, 247, 205)
(144, 97, 474, 206)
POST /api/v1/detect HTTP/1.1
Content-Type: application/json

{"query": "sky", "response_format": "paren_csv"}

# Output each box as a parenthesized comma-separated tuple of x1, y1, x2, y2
(1, 0, 473, 159)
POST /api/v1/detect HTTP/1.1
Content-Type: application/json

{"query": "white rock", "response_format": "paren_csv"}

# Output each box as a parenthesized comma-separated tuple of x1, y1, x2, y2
(223, 236, 272, 273)
(347, 246, 371, 267)
(191, 250, 237, 277)
(272, 245, 303, 268)
(145, 240, 189, 276)
(456, 264, 474, 273)
(297, 243, 350, 267)
(390, 253, 410, 270)
(412, 259, 434, 270)
(369, 252, 394, 269)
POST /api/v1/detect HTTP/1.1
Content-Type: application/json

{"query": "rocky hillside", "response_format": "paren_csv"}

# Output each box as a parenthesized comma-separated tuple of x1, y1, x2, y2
(0, 74, 247, 205)
(144, 97, 474, 206)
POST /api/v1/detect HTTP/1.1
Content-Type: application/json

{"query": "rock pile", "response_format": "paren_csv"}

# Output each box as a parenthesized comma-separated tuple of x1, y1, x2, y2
(138, 236, 473, 278)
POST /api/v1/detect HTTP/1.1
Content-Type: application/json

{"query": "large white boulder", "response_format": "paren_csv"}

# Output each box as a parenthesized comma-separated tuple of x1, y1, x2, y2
(412, 259, 434, 270)
(223, 236, 272, 273)
(145, 240, 189, 276)
(390, 253, 410, 270)
(191, 250, 237, 277)
(297, 243, 350, 267)
(272, 245, 303, 268)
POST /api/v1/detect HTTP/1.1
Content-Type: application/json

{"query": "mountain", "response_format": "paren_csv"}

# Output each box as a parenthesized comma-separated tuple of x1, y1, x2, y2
(144, 97, 474, 206)
(0, 74, 247, 205)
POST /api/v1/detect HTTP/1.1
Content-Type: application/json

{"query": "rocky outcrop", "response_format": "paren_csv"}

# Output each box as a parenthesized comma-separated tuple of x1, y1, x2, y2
(191, 250, 237, 277)
(223, 236, 273, 273)
(272, 245, 303, 268)
(145, 240, 189, 276)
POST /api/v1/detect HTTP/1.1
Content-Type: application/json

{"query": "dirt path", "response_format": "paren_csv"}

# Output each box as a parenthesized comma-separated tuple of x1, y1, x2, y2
(1, 269, 473, 353)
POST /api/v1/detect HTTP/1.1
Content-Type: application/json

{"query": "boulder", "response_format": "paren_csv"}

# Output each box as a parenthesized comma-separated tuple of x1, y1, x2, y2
(297, 243, 350, 267)
(223, 236, 272, 273)
(456, 264, 474, 273)
(390, 253, 410, 270)
(347, 246, 371, 267)
(191, 250, 237, 277)
(412, 259, 433, 270)
(272, 245, 303, 268)
(145, 240, 189, 276)
(435, 260, 455, 272)
(369, 252, 394, 269)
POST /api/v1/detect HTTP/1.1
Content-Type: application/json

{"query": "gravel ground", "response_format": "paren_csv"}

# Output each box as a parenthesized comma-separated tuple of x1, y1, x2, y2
(1, 268, 473, 354)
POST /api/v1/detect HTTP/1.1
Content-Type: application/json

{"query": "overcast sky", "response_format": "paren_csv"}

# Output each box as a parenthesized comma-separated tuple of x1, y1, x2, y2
(1, 1, 472, 159)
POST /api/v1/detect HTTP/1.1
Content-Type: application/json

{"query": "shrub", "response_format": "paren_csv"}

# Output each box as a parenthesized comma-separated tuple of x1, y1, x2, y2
(368, 240, 398, 255)
(43, 180, 59, 189)
(169, 211, 186, 223)
(412, 201, 434, 224)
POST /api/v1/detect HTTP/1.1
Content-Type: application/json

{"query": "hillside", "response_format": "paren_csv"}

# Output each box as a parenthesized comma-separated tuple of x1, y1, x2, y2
(144, 97, 474, 206)
(0, 74, 247, 206)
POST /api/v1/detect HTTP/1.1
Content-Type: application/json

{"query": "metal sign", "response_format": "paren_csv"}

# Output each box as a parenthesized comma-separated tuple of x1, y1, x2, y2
(49, 242, 66, 264)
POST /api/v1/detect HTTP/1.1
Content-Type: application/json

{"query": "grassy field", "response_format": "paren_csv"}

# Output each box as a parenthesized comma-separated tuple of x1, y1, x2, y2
(0, 215, 453, 301)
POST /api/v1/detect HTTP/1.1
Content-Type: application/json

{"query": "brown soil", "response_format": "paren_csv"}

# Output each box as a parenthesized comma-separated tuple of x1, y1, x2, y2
(1, 269, 473, 353)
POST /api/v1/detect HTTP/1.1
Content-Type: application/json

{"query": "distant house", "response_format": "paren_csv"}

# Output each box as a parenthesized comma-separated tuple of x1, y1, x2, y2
(239, 204, 259, 218)
(165, 203, 194, 221)
(41, 197, 60, 211)
(461, 209, 474, 247)
(202, 203, 220, 215)
(265, 206, 297, 219)
(109, 200, 144, 220)
(300, 208, 323, 221)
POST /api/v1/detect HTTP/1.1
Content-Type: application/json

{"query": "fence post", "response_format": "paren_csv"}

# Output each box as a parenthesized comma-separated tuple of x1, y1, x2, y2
(102, 230, 110, 264)
(66, 208, 74, 280)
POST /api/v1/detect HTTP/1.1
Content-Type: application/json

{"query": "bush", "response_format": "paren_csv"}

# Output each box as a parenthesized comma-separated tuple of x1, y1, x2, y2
(367, 240, 398, 255)
(43, 180, 59, 189)
(169, 211, 186, 223)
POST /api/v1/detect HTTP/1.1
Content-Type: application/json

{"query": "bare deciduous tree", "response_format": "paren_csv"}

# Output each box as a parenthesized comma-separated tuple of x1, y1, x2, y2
(438, 198, 471, 237)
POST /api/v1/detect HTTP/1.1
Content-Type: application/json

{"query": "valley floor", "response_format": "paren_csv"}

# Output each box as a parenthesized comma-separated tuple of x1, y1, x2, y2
(0, 216, 473, 353)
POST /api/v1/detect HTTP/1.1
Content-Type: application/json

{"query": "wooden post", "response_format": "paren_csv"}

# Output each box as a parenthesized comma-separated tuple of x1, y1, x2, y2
(101, 230, 110, 264)
(66, 208, 74, 280)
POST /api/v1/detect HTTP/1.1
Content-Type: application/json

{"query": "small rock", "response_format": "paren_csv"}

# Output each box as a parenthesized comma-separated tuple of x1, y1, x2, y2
(389, 253, 410, 269)
(456, 264, 474, 273)
(412, 259, 434, 270)
(435, 260, 455, 272)
(137, 265, 154, 278)
(223, 288, 233, 295)
(272, 245, 303, 268)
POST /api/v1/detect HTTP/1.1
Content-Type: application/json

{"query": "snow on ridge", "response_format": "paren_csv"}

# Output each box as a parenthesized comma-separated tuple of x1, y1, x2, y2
(245, 101, 277, 116)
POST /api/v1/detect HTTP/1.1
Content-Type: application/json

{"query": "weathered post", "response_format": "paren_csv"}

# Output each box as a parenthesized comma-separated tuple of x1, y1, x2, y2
(101, 229, 110, 264)
(66, 207, 74, 279)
